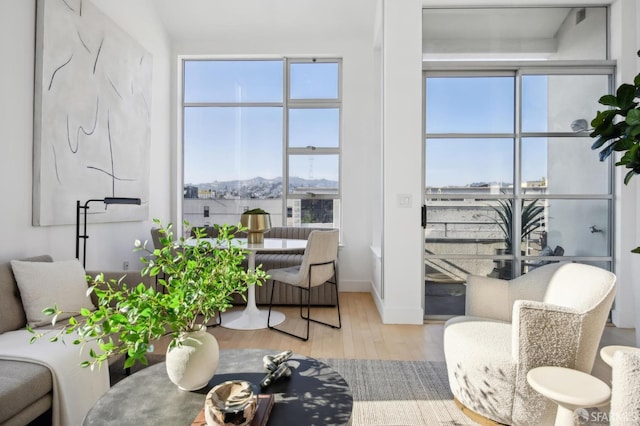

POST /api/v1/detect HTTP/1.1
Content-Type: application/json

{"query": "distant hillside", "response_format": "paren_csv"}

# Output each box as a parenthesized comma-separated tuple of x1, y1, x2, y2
(188, 176, 338, 189)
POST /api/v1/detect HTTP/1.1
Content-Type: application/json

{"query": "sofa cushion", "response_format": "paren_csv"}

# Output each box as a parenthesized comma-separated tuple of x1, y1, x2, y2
(10, 259, 96, 328)
(0, 360, 52, 424)
(0, 255, 53, 334)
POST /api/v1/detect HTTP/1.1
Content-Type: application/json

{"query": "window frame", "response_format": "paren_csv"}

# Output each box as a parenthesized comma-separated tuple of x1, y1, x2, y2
(180, 57, 342, 229)
(285, 58, 342, 203)
(423, 62, 616, 278)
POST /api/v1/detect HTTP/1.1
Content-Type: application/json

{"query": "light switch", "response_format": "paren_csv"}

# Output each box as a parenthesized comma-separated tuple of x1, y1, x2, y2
(398, 194, 412, 208)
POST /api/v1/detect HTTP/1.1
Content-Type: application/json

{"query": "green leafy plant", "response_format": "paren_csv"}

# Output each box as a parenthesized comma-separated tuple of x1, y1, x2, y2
(590, 52, 640, 253)
(591, 75, 640, 184)
(28, 220, 268, 369)
(491, 198, 545, 253)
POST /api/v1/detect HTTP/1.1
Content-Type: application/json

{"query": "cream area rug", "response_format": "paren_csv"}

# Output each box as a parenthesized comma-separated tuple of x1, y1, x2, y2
(320, 358, 475, 426)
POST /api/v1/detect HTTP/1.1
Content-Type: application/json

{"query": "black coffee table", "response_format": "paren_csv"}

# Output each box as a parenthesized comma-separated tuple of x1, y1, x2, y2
(84, 349, 353, 426)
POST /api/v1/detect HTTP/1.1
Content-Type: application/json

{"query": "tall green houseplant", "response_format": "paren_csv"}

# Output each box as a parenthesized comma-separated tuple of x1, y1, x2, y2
(491, 198, 545, 254)
(590, 51, 640, 253)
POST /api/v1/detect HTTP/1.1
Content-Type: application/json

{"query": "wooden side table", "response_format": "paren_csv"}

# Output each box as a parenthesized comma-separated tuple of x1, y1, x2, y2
(527, 366, 610, 426)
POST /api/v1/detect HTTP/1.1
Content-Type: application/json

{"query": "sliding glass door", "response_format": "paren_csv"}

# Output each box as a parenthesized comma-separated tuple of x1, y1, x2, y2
(423, 68, 614, 317)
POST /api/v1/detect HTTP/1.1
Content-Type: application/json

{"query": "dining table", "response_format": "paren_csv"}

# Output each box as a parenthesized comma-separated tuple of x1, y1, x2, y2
(201, 237, 308, 330)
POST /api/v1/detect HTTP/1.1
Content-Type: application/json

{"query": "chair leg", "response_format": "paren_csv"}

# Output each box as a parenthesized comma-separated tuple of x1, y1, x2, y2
(268, 279, 310, 341)
(267, 261, 341, 341)
(210, 310, 222, 327)
(124, 354, 131, 376)
(267, 279, 276, 328)
(301, 261, 342, 330)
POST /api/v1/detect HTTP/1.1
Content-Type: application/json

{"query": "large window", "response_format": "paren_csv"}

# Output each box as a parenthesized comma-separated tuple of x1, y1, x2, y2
(424, 68, 614, 315)
(182, 59, 341, 229)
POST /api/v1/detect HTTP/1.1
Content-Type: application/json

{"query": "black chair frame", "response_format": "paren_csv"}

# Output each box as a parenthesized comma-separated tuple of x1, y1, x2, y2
(267, 260, 341, 341)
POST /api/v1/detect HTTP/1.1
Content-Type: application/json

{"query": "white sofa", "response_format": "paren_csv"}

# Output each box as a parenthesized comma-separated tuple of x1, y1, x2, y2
(443, 262, 616, 425)
(0, 256, 153, 426)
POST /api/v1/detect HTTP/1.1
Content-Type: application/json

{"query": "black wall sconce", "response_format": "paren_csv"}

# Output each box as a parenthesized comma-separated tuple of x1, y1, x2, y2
(75, 197, 141, 268)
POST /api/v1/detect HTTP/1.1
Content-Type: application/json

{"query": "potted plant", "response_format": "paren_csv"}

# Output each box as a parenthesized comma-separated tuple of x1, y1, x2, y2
(490, 198, 545, 278)
(240, 208, 271, 243)
(491, 198, 545, 254)
(590, 51, 640, 253)
(29, 220, 268, 390)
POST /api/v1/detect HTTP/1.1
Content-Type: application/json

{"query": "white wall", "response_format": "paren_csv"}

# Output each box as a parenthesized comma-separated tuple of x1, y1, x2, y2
(170, 35, 376, 293)
(379, 0, 425, 324)
(609, 0, 640, 339)
(0, 0, 172, 271)
(371, 0, 385, 300)
(546, 8, 611, 259)
(553, 6, 608, 60)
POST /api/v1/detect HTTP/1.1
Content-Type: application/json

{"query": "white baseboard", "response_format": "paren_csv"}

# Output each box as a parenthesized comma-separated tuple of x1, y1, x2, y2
(367, 283, 424, 324)
(337, 281, 424, 324)
(380, 305, 424, 324)
(339, 279, 372, 292)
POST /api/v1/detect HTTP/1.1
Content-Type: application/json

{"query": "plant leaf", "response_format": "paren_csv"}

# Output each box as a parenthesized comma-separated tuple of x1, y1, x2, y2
(598, 94, 618, 107)
(624, 170, 637, 185)
(598, 143, 617, 161)
(617, 84, 636, 108)
(626, 109, 640, 126)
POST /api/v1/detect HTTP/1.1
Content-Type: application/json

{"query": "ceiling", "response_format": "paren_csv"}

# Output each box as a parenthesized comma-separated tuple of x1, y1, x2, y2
(422, 7, 575, 58)
(152, 0, 378, 43)
(423, 8, 571, 42)
(151, 3, 593, 60)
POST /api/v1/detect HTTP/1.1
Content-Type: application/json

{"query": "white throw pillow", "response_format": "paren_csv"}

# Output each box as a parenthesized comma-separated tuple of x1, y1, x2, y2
(11, 259, 96, 328)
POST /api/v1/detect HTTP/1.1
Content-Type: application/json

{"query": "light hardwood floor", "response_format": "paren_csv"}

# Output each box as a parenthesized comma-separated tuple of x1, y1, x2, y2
(208, 292, 446, 361)
(208, 292, 634, 377)
(151, 292, 634, 384)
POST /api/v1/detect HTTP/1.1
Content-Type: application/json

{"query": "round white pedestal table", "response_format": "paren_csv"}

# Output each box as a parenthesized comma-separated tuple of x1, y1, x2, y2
(527, 366, 611, 426)
(219, 238, 307, 330)
(527, 366, 610, 426)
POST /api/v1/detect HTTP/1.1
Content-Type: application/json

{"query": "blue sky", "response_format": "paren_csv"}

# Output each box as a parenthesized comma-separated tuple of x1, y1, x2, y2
(425, 76, 548, 187)
(183, 62, 550, 187)
(183, 60, 339, 184)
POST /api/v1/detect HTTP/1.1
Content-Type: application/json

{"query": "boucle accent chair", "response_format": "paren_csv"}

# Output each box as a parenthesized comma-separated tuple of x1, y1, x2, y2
(610, 350, 640, 425)
(443, 262, 616, 426)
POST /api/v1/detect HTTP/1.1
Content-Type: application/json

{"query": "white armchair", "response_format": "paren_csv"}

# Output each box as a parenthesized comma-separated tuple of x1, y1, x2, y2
(444, 262, 616, 425)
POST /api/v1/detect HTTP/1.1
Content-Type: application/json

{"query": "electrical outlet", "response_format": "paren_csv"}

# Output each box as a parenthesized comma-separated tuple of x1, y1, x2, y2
(123, 261, 129, 271)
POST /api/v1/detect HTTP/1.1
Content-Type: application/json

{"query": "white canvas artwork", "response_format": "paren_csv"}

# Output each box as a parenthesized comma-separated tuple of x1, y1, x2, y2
(33, 0, 151, 226)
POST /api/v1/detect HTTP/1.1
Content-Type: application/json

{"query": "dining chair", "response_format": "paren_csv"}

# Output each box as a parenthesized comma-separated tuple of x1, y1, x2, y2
(266, 229, 341, 341)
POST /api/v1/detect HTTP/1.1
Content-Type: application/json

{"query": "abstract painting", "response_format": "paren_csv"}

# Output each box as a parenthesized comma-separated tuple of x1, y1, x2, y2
(33, 0, 151, 226)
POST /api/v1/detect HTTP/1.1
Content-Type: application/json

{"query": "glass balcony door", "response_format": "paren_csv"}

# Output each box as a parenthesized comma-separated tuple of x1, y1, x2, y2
(423, 70, 613, 318)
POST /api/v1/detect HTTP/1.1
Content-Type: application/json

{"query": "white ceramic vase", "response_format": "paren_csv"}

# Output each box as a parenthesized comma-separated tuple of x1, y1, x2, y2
(165, 324, 220, 391)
